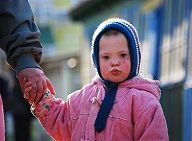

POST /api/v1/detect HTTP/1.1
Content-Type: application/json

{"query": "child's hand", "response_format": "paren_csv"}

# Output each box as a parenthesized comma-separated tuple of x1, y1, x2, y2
(23, 77, 32, 101)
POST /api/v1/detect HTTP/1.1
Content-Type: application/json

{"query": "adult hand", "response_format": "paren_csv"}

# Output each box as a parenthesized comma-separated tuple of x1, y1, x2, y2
(17, 68, 56, 105)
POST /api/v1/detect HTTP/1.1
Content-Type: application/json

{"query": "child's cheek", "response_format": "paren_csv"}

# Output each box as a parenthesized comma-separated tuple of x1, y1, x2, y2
(122, 60, 131, 67)
(100, 64, 109, 78)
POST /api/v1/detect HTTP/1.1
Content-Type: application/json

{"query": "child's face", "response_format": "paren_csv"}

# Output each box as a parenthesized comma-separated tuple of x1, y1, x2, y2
(99, 33, 131, 83)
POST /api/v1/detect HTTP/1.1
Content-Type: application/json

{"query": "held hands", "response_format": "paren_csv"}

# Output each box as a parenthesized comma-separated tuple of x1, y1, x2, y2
(17, 68, 55, 105)
(23, 77, 44, 105)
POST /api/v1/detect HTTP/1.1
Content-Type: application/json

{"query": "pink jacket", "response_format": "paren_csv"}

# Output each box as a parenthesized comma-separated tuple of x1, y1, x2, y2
(32, 75, 169, 141)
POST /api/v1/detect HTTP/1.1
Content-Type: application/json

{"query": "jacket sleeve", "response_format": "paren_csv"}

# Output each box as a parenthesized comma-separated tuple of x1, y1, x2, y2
(31, 92, 71, 141)
(133, 97, 169, 141)
(0, 0, 42, 74)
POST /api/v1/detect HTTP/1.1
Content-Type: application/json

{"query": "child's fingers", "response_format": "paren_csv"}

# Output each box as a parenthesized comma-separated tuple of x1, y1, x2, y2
(24, 86, 32, 93)
(24, 92, 30, 99)
(24, 81, 32, 89)
(22, 77, 33, 104)
(23, 86, 32, 99)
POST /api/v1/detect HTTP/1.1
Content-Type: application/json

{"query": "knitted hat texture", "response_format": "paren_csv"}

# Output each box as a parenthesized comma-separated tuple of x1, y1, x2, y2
(91, 18, 141, 80)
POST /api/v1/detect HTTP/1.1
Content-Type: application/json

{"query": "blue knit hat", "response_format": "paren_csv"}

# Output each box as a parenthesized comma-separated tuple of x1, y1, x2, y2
(91, 18, 141, 80)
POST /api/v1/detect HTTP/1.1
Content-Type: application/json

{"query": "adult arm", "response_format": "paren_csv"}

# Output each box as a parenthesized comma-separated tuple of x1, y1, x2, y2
(0, 0, 55, 104)
(0, 0, 42, 72)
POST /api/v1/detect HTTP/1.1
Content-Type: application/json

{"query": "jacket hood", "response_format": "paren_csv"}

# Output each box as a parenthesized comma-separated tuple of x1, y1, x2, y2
(92, 74, 161, 100)
(119, 74, 161, 100)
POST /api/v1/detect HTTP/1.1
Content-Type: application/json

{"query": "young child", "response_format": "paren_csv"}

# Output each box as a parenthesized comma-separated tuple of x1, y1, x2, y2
(24, 18, 169, 141)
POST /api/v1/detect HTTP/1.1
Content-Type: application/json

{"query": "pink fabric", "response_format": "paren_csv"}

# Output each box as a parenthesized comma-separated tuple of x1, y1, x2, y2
(32, 74, 169, 141)
(0, 95, 5, 141)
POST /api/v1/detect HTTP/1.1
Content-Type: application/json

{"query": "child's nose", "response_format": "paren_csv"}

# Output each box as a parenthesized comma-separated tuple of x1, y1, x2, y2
(111, 59, 120, 66)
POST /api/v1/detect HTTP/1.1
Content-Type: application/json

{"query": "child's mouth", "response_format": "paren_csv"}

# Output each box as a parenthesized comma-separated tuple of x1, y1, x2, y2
(111, 69, 121, 75)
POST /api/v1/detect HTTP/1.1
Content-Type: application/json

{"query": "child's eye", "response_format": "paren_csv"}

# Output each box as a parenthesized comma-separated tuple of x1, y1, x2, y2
(103, 56, 109, 60)
(120, 54, 127, 58)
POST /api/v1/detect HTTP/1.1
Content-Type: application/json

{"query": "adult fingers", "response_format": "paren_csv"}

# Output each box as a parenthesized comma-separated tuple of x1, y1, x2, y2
(46, 78, 56, 94)
(28, 82, 37, 104)
(33, 80, 46, 105)
(17, 71, 26, 90)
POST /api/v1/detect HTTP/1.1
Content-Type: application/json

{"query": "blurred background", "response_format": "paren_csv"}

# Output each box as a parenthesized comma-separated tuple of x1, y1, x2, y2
(0, 0, 191, 140)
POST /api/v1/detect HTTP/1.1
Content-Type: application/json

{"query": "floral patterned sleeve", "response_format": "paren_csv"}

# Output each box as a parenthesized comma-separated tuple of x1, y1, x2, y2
(31, 91, 56, 118)
(30, 91, 71, 141)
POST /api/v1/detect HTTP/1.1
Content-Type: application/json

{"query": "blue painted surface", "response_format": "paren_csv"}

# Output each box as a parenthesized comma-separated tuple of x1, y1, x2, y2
(183, 88, 192, 141)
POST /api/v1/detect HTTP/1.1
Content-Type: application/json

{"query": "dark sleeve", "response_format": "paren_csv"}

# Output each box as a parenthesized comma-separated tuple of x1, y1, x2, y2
(0, 0, 42, 74)
(0, 77, 9, 100)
